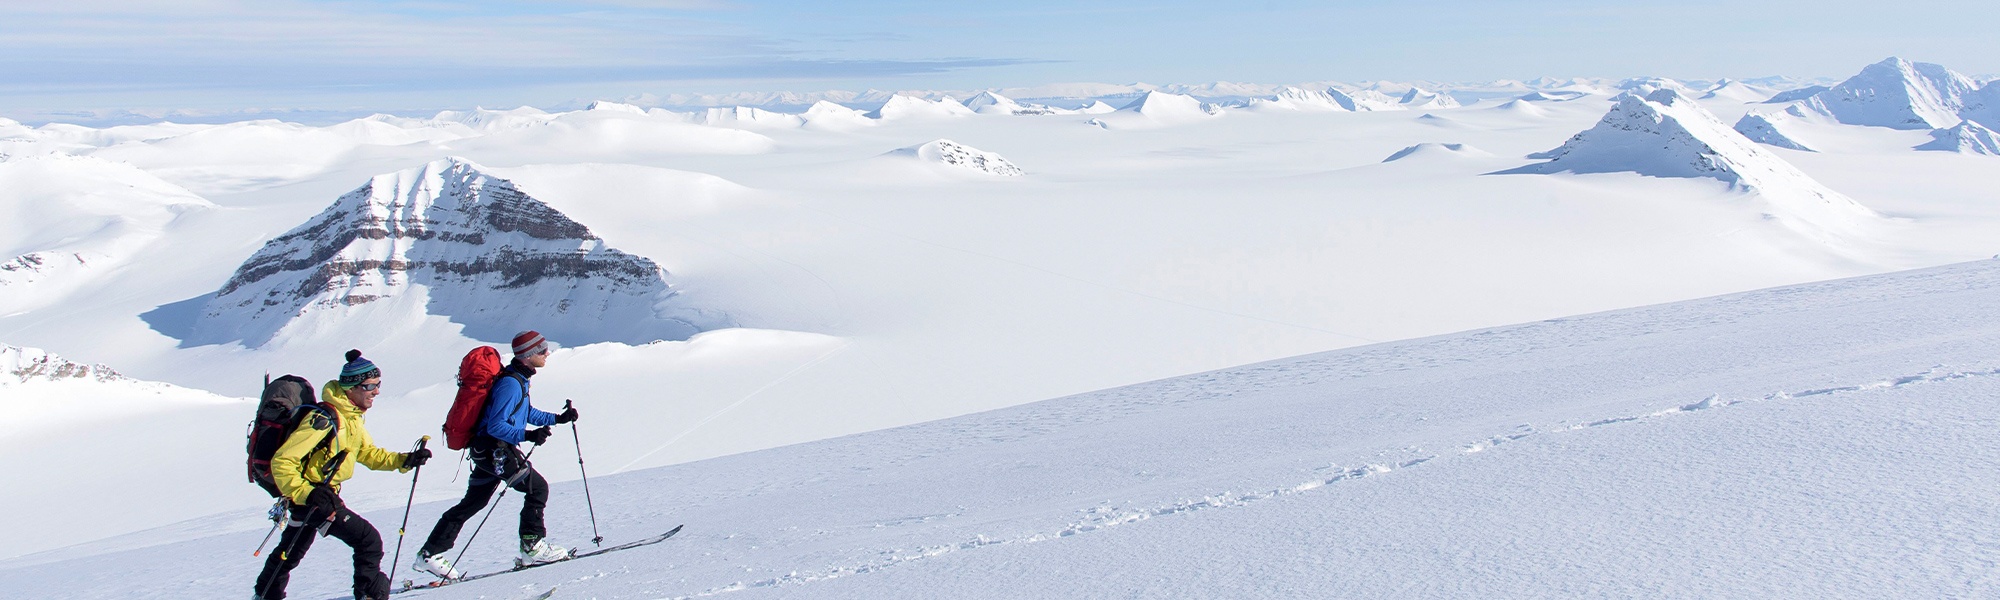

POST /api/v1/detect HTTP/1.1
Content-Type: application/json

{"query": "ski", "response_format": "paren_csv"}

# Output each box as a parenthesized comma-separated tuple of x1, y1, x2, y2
(390, 525, 684, 595)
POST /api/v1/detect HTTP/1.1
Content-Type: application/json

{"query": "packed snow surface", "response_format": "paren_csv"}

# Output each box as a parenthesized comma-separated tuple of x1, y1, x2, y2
(11, 258, 2000, 598)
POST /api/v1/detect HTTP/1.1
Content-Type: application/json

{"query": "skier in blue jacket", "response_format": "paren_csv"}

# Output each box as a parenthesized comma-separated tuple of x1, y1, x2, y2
(413, 330, 580, 579)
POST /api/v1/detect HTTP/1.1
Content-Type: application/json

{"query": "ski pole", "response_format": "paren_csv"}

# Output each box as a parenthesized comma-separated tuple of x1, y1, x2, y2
(252, 499, 286, 556)
(451, 442, 539, 571)
(387, 436, 430, 585)
(257, 504, 321, 600)
(566, 400, 603, 546)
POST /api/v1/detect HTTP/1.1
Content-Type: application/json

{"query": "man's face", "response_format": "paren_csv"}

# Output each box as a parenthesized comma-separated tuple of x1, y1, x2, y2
(349, 377, 381, 411)
(525, 350, 550, 368)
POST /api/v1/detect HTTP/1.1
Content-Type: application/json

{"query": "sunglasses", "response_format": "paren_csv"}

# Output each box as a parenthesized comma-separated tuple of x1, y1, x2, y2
(355, 383, 381, 391)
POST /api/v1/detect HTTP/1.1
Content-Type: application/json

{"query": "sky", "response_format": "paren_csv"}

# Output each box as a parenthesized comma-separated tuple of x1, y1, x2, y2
(1, 0, 1997, 121)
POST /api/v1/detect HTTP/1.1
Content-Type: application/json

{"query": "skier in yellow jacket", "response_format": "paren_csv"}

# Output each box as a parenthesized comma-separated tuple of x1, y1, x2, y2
(254, 350, 432, 600)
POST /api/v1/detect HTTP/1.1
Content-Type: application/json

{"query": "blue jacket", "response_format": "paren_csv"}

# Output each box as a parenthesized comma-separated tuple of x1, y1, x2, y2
(479, 364, 557, 445)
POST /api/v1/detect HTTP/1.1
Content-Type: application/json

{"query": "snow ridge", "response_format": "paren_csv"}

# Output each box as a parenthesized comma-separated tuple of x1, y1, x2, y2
(182, 157, 706, 348)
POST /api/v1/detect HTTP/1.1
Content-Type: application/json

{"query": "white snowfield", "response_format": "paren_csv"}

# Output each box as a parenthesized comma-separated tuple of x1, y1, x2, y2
(8, 258, 2000, 598)
(4, 56, 2000, 591)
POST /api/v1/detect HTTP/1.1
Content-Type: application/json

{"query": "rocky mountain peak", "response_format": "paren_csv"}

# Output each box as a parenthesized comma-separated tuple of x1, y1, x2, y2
(182, 157, 706, 348)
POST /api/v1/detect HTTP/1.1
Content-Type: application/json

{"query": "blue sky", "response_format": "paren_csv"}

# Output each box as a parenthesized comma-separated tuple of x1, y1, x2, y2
(2, 0, 1996, 118)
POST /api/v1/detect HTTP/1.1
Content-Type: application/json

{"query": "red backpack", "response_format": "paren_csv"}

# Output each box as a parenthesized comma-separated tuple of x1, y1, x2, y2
(443, 346, 505, 450)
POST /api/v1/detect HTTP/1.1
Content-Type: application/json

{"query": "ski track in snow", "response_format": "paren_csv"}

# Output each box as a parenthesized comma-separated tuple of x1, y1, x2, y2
(671, 363, 1993, 599)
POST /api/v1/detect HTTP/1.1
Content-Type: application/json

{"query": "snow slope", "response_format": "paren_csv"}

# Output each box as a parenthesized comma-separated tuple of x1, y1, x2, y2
(0, 154, 215, 315)
(11, 257, 2000, 598)
(0, 345, 244, 552)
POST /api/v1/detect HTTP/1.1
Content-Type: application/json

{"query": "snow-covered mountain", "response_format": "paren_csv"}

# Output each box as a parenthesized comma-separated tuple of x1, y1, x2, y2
(888, 139, 1024, 176)
(178, 157, 712, 348)
(1789, 57, 1985, 130)
(962, 92, 1060, 115)
(1916, 120, 2000, 155)
(1245, 86, 1349, 112)
(702, 106, 806, 129)
(1733, 112, 1816, 151)
(1702, 78, 1774, 102)
(870, 95, 976, 120)
(1399, 88, 1461, 109)
(1503, 90, 1878, 243)
(0, 154, 214, 315)
(1328, 88, 1404, 111)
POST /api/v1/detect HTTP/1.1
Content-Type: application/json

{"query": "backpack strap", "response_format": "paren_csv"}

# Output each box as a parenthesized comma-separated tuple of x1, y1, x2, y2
(291, 404, 341, 485)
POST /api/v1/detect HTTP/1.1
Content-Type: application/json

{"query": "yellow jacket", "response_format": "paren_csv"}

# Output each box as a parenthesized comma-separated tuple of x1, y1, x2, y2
(270, 381, 413, 505)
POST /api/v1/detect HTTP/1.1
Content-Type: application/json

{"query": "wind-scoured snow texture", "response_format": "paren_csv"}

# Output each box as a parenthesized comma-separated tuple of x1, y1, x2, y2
(1790, 58, 1984, 130)
(870, 95, 976, 120)
(890, 140, 1025, 176)
(1400, 88, 1462, 109)
(181, 157, 706, 348)
(1915, 120, 2000, 155)
(0, 154, 214, 314)
(1503, 90, 1877, 243)
(1734, 112, 1816, 151)
(1329, 88, 1404, 111)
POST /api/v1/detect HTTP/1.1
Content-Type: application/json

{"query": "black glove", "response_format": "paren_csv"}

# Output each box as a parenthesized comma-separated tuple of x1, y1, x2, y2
(404, 447, 432, 468)
(555, 406, 578, 424)
(304, 484, 342, 516)
(524, 427, 553, 445)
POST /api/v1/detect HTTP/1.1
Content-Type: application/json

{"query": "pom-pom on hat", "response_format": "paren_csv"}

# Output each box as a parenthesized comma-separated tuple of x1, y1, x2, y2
(512, 331, 557, 358)
(339, 349, 381, 389)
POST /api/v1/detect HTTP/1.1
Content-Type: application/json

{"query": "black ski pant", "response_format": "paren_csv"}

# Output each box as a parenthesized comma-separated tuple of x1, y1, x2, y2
(420, 443, 548, 556)
(254, 504, 391, 600)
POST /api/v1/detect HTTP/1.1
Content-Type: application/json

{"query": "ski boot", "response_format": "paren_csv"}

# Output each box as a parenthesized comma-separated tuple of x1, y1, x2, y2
(517, 536, 574, 567)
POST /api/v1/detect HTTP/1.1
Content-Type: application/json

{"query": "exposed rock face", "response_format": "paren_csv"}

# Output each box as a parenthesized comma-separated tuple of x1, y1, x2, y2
(0, 345, 124, 385)
(185, 157, 704, 348)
